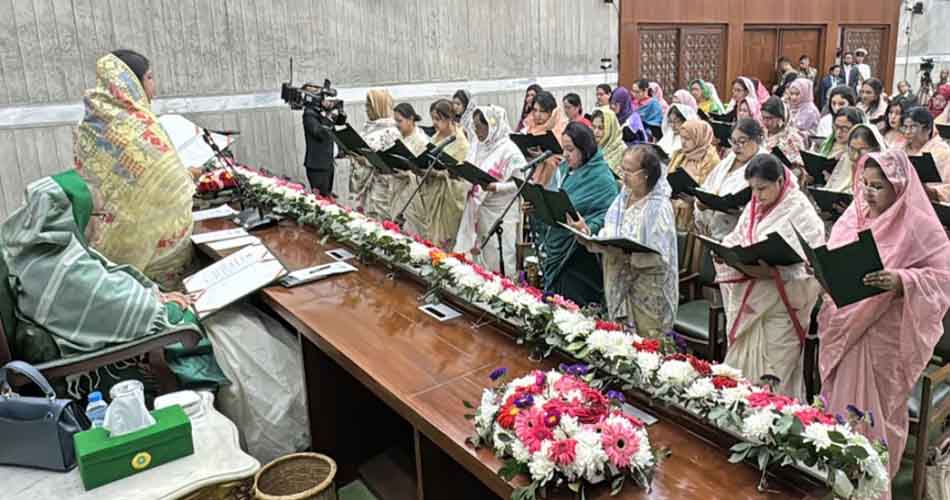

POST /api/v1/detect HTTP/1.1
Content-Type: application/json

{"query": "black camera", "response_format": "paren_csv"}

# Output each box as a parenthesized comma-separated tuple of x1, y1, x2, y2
(282, 78, 347, 125)
(921, 57, 936, 73)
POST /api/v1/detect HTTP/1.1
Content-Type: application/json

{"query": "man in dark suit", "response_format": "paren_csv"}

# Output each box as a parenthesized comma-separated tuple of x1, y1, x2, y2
(817, 64, 846, 110)
(841, 52, 862, 92)
(301, 83, 338, 196)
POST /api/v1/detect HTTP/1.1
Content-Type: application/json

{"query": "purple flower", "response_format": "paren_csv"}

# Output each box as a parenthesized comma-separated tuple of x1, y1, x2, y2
(544, 409, 562, 428)
(665, 330, 687, 353)
(559, 363, 590, 376)
(879, 438, 888, 448)
(489, 367, 507, 381)
(518, 271, 527, 287)
(846, 404, 865, 419)
(867, 410, 875, 428)
(514, 394, 534, 409)
(606, 390, 625, 403)
(835, 414, 846, 425)
(816, 394, 829, 410)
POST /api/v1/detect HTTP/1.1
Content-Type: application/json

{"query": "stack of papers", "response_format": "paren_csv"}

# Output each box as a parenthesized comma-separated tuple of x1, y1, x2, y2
(192, 205, 238, 222)
(183, 244, 287, 318)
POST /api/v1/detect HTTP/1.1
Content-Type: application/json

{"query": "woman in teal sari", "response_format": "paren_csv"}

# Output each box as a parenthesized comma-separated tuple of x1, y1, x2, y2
(531, 123, 619, 305)
(0, 172, 308, 463)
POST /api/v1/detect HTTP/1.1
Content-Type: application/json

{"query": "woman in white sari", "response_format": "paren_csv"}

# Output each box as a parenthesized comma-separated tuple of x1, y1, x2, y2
(715, 154, 825, 398)
(391, 102, 430, 235)
(454, 106, 525, 277)
(568, 146, 679, 336)
(657, 103, 698, 156)
(348, 89, 401, 218)
(694, 118, 767, 240)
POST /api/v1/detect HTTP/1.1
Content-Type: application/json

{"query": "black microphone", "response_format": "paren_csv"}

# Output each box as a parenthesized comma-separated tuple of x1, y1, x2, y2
(429, 135, 457, 158)
(206, 129, 241, 136)
(519, 150, 554, 172)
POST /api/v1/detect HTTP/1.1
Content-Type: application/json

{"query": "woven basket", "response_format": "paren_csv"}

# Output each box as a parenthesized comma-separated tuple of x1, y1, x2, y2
(253, 453, 338, 500)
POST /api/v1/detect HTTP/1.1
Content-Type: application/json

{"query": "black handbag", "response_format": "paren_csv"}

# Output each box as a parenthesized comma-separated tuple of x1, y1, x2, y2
(0, 360, 88, 471)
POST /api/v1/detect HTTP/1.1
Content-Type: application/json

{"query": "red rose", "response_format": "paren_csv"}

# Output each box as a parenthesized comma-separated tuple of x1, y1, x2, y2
(595, 320, 623, 331)
(633, 339, 661, 353)
(688, 357, 712, 377)
(712, 376, 738, 390)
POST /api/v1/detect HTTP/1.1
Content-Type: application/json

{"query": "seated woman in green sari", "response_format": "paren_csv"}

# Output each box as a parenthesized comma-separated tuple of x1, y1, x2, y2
(530, 123, 619, 305)
(0, 172, 308, 463)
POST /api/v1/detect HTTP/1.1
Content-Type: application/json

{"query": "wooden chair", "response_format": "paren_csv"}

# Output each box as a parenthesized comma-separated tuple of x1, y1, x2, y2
(0, 254, 201, 395)
(909, 322, 950, 500)
(674, 232, 727, 362)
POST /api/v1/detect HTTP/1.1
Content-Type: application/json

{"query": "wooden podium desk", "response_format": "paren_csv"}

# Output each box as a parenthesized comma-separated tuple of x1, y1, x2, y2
(194, 219, 824, 500)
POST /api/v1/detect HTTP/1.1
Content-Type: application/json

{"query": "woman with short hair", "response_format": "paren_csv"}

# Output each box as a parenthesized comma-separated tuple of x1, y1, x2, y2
(816, 85, 856, 139)
(421, 99, 470, 249)
(562, 93, 592, 128)
(391, 102, 430, 236)
(902, 106, 950, 201)
(858, 78, 889, 126)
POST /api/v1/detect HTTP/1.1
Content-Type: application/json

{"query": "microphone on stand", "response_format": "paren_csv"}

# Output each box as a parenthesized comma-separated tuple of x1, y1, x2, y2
(393, 135, 458, 227)
(427, 135, 457, 161)
(519, 150, 554, 172)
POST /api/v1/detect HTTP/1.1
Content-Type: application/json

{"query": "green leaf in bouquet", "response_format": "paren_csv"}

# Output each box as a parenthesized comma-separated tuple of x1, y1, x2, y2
(828, 431, 848, 444)
(463, 414, 474, 420)
(756, 447, 771, 471)
(845, 445, 869, 460)
(730, 441, 753, 453)
(566, 340, 586, 352)
(497, 458, 524, 481)
(772, 415, 795, 435)
(610, 475, 625, 496)
(463, 400, 475, 409)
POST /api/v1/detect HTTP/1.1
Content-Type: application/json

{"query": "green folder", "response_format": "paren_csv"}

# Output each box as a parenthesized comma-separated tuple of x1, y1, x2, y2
(698, 232, 802, 268)
(794, 228, 886, 308)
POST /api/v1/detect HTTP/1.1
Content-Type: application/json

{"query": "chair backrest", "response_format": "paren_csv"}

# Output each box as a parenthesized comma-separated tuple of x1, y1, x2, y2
(677, 231, 689, 272)
(0, 254, 16, 365)
(935, 313, 950, 363)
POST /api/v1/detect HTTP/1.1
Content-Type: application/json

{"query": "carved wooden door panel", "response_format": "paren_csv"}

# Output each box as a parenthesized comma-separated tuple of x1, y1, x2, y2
(638, 26, 726, 96)
(841, 27, 887, 79)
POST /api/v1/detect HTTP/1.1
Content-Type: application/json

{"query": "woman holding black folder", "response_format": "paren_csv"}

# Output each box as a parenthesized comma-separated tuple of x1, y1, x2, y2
(819, 150, 950, 483)
(420, 99, 470, 249)
(348, 89, 402, 219)
(715, 155, 826, 398)
(454, 106, 526, 277)
(568, 146, 679, 336)
(390, 103, 431, 237)
(902, 107, 950, 202)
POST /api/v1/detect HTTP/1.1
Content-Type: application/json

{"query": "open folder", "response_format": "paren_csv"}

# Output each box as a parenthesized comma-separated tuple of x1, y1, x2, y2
(800, 151, 838, 186)
(509, 131, 564, 157)
(183, 244, 287, 319)
(451, 162, 499, 189)
(933, 202, 950, 227)
(331, 125, 402, 175)
(692, 187, 752, 213)
(937, 124, 950, 141)
(910, 153, 942, 184)
(697, 232, 802, 267)
(558, 223, 660, 254)
(667, 169, 699, 197)
(794, 228, 886, 308)
(512, 178, 578, 226)
(808, 187, 853, 218)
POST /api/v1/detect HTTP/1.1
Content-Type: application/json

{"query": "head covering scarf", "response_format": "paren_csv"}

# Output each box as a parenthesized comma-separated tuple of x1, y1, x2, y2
(610, 87, 635, 124)
(456, 90, 478, 141)
(523, 104, 569, 140)
(672, 89, 698, 112)
(649, 82, 669, 114)
(658, 104, 699, 154)
(819, 150, 950, 473)
(737, 95, 762, 124)
(786, 78, 821, 134)
(679, 120, 715, 169)
(469, 105, 513, 165)
(594, 109, 627, 176)
(74, 53, 194, 289)
(732, 77, 763, 115)
(691, 79, 726, 114)
(823, 122, 888, 193)
(366, 89, 394, 121)
(929, 83, 950, 118)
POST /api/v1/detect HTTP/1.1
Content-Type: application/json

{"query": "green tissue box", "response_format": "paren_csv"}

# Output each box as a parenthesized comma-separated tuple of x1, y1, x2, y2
(73, 404, 194, 490)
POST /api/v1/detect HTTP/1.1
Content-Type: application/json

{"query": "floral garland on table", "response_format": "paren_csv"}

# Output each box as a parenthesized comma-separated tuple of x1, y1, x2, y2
(464, 366, 659, 500)
(234, 166, 890, 499)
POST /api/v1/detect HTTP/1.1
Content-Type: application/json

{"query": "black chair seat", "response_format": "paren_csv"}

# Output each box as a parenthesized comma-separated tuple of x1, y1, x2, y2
(908, 363, 950, 420)
(674, 300, 712, 340)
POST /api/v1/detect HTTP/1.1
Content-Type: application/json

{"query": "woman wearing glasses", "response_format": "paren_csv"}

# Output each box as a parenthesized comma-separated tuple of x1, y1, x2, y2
(694, 118, 767, 240)
(902, 107, 950, 202)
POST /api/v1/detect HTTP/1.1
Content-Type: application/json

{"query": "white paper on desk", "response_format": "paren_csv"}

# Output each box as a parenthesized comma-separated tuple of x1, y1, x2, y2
(192, 205, 239, 222)
(191, 228, 249, 245)
(183, 244, 287, 318)
(159, 114, 234, 167)
(207, 235, 260, 251)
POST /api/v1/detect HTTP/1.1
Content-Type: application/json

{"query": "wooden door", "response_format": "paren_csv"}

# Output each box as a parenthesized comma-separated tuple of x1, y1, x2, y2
(779, 29, 821, 77)
(742, 29, 778, 90)
(840, 27, 888, 80)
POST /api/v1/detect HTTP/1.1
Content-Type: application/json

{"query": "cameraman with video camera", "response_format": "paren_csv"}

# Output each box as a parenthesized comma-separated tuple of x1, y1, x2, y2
(300, 83, 342, 196)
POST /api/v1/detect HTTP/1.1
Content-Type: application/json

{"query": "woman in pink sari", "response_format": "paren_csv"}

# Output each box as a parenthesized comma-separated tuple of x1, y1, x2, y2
(716, 154, 826, 398)
(819, 150, 950, 489)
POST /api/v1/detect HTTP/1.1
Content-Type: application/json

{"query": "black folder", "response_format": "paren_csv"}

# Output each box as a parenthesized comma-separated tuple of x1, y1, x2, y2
(452, 162, 498, 189)
(692, 186, 752, 213)
(420, 125, 436, 137)
(910, 153, 942, 183)
(800, 150, 838, 186)
(933, 202, 950, 227)
(698, 108, 737, 124)
(794, 228, 886, 308)
(512, 178, 578, 226)
(667, 169, 699, 197)
(937, 125, 950, 141)
(709, 121, 734, 146)
(510, 132, 564, 157)
(771, 147, 793, 168)
(417, 142, 459, 170)
(621, 125, 647, 144)
(645, 143, 670, 163)
(558, 223, 660, 255)
(646, 123, 663, 142)
(808, 187, 853, 218)
(331, 125, 398, 175)
(379, 140, 427, 173)
(698, 232, 803, 267)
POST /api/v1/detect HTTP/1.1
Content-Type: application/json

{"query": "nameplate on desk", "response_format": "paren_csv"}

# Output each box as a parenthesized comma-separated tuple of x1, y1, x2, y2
(191, 228, 249, 245)
(326, 248, 355, 261)
(621, 403, 658, 426)
(419, 303, 462, 322)
(279, 261, 358, 288)
(207, 235, 261, 251)
(192, 205, 238, 222)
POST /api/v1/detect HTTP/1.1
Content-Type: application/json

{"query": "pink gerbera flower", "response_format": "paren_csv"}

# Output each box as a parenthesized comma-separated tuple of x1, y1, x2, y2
(515, 408, 553, 453)
(601, 421, 639, 468)
(548, 439, 578, 466)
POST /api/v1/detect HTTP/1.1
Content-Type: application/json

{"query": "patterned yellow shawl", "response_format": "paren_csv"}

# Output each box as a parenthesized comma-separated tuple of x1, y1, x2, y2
(74, 54, 194, 289)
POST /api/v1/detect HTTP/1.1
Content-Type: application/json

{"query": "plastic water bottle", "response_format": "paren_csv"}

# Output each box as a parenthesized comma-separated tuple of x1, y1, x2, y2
(85, 391, 108, 428)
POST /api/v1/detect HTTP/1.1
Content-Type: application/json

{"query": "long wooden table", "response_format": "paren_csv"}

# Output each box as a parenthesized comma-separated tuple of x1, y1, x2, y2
(195, 218, 825, 500)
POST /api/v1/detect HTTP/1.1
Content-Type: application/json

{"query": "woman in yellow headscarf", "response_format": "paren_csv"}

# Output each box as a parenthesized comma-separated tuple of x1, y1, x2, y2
(668, 120, 721, 231)
(348, 89, 401, 218)
(74, 50, 195, 289)
(590, 108, 625, 178)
